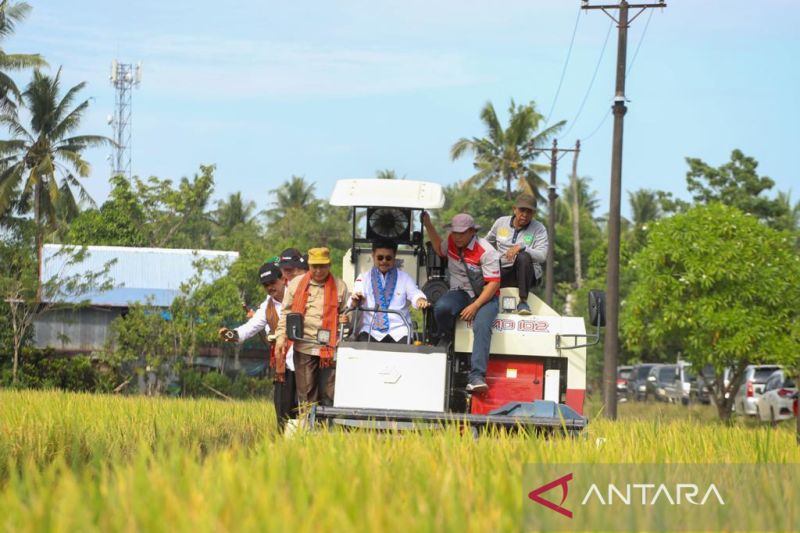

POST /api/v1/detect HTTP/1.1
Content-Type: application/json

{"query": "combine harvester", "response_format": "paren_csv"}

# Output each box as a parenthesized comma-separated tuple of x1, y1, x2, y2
(285, 179, 605, 435)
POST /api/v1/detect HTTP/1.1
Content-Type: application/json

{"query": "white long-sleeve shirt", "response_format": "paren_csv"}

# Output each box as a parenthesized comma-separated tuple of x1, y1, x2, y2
(234, 296, 295, 372)
(351, 268, 426, 342)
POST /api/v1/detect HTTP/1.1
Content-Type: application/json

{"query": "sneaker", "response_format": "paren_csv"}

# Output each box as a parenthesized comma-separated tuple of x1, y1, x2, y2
(517, 301, 532, 315)
(466, 379, 489, 393)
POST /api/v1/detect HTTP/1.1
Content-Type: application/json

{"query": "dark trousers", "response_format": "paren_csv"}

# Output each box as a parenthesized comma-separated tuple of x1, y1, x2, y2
(433, 290, 499, 382)
(356, 332, 408, 344)
(500, 252, 539, 299)
(273, 369, 297, 431)
(293, 350, 336, 406)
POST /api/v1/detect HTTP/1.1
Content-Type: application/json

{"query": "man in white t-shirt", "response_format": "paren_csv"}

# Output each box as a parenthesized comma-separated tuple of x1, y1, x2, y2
(219, 262, 297, 431)
(350, 239, 429, 343)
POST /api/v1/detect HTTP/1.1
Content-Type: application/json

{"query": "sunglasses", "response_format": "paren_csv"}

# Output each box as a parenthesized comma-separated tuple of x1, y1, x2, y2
(375, 255, 394, 262)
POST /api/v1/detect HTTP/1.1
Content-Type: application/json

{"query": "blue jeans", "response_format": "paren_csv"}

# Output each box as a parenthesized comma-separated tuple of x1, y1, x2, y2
(434, 290, 499, 382)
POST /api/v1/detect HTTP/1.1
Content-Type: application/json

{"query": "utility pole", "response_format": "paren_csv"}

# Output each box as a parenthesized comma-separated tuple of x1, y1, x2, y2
(545, 139, 579, 308)
(582, 0, 666, 419)
(570, 140, 582, 289)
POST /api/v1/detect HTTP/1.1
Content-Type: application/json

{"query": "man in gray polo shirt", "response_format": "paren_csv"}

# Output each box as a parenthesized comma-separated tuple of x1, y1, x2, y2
(486, 193, 548, 315)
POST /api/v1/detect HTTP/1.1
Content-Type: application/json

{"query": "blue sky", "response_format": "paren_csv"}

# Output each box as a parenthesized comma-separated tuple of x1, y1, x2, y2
(9, 0, 800, 219)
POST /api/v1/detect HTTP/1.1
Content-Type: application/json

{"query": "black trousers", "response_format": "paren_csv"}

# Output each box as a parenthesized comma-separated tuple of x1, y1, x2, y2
(356, 331, 408, 344)
(273, 369, 297, 431)
(500, 252, 540, 299)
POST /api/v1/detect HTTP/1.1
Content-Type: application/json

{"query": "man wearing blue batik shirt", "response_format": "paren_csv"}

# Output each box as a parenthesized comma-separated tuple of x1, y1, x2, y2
(349, 239, 430, 344)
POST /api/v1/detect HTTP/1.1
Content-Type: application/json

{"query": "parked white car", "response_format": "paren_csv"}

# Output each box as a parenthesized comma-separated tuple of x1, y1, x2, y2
(756, 370, 797, 424)
(733, 365, 782, 416)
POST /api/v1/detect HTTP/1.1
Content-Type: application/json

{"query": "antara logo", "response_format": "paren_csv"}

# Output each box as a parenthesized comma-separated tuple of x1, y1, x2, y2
(529, 473, 726, 518)
(528, 473, 573, 518)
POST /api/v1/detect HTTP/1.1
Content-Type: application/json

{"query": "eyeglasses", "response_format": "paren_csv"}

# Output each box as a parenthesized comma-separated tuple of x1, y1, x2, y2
(375, 255, 394, 262)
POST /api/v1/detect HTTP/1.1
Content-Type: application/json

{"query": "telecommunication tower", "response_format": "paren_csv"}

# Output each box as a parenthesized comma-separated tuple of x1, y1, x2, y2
(108, 60, 142, 178)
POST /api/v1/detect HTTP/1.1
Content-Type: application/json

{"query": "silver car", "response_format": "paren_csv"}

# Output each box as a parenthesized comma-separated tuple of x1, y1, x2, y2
(733, 365, 782, 416)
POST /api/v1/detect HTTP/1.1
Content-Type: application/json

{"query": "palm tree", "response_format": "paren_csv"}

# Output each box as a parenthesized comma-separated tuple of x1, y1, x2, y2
(628, 189, 662, 227)
(212, 191, 256, 233)
(376, 169, 403, 180)
(0, 68, 112, 261)
(266, 175, 318, 224)
(450, 99, 564, 200)
(0, 1, 47, 112)
(774, 190, 800, 233)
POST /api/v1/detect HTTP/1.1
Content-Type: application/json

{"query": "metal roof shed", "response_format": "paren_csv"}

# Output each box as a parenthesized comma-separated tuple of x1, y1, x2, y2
(34, 244, 239, 353)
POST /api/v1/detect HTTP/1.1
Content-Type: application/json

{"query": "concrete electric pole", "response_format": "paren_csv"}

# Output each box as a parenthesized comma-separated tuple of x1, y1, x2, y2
(545, 140, 580, 308)
(581, 0, 666, 419)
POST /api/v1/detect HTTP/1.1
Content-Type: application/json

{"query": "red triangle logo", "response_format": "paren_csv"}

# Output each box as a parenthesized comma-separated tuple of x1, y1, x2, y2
(528, 473, 573, 519)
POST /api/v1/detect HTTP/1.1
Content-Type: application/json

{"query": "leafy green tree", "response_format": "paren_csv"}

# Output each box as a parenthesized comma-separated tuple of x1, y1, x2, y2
(136, 165, 216, 248)
(685, 149, 789, 228)
(622, 203, 800, 419)
(0, 1, 46, 112)
(65, 175, 148, 246)
(450, 99, 563, 199)
(0, 68, 111, 260)
(266, 204, 351, 277)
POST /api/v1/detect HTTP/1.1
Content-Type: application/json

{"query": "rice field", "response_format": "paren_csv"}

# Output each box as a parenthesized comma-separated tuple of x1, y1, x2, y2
(1, 390, 798, 532)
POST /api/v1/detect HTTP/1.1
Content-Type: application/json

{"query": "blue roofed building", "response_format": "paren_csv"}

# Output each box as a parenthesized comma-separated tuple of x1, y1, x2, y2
(34, 244, 239, 354)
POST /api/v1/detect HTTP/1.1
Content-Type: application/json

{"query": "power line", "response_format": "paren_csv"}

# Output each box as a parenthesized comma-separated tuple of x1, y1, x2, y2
(626, 8, 654, 75)
(576, 6, 655, 142)
(561, 20, 614, 138)
(544, 7, 582, 125)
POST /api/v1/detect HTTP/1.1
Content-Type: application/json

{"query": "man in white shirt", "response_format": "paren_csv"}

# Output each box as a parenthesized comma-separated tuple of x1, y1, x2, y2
(219, 262, 297, 431)
(350, 239, 430, 344)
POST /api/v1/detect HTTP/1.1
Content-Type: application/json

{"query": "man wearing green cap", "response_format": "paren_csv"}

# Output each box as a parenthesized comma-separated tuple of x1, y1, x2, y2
(486, 193, 549, 315)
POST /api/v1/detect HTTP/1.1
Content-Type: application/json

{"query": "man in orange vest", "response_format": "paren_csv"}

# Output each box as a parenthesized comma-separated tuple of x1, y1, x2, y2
(275, 247, 349, 406)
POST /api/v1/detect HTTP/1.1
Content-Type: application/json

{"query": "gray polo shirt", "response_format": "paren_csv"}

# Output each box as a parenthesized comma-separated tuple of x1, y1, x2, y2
(486, 215, 548, 276)
(440, 235, 501, 298)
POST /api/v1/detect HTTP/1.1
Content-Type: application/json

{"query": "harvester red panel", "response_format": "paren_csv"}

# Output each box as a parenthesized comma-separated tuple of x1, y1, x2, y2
(471, 356, 544, 415)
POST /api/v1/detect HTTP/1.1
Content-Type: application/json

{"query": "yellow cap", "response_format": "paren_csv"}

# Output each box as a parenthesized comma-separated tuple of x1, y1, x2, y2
(307, 247, 332, 265)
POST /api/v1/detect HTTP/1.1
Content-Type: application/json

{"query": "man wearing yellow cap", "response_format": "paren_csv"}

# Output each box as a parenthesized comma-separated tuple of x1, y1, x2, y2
(275, 247, 349, 406)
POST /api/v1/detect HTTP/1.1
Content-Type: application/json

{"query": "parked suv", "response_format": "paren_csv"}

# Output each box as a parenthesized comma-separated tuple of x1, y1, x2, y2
(756, 369, 797, 424)
(627, 364, 659, 401)
(693, 365, 733, 405)
(646, 364, 677, 402)
(733, 365, 782, 416)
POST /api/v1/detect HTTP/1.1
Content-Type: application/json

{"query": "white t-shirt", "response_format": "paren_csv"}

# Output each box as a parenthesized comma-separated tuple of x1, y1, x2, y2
(234, 296, 295, 372)
(351, 268, 426, 342)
